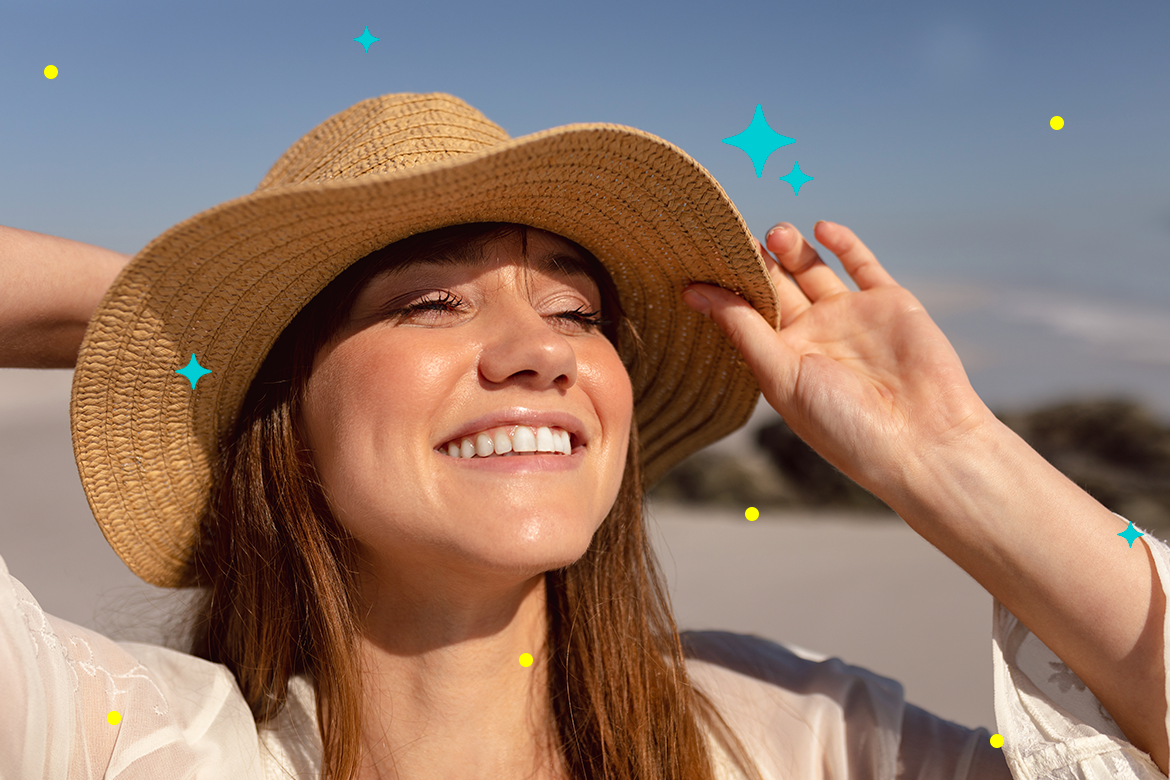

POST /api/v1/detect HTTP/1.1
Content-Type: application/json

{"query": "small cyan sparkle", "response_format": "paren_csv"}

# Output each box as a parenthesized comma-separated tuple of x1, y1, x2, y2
(722, 105, 795, 178)
(353, 26, 380, 52)
(779, 161, 814, 196)
(176, 354, 212, 389)
(1118, 520, 1144, 548)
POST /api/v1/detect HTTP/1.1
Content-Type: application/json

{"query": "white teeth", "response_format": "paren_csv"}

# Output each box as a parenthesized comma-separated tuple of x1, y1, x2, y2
(444, 425, 574, 458)
(511, 426, 538, 452)
(475, 433, 493, 457)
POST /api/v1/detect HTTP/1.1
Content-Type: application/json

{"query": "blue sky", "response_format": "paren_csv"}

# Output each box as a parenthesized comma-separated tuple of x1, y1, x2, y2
(4, 0, 1170, 414)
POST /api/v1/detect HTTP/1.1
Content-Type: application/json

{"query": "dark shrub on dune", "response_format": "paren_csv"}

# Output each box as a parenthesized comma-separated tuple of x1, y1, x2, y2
(650, 396, 1170, 532)
(647, 423, 892, 513)
(751, 423, 891, 511)
(989, 397, 1170, 532)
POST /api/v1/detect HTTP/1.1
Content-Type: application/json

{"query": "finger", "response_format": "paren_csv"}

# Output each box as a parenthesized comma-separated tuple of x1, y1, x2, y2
(765, 223, 850, 303)
(754, 236, 813, 330)
(681, 280, 799, 402)
(813, 221, 899, 290)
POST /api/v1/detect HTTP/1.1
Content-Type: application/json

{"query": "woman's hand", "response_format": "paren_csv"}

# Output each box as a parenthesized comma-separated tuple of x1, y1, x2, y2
(682, 220, 996, 504)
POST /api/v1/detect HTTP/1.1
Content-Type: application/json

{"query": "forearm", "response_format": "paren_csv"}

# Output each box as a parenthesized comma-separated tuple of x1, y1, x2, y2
(0, 225, 131, 368)
(886, 417, 1168, 774)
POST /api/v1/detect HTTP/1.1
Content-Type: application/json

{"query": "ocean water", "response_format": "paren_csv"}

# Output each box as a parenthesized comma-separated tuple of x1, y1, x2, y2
(907, 275, 1170, 418)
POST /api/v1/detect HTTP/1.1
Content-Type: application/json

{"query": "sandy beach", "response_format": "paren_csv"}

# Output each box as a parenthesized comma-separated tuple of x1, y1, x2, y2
(0, 367, 1000, 733)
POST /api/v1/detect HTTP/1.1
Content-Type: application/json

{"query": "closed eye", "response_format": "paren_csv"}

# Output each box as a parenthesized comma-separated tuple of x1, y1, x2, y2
(388, 291, 610, 331)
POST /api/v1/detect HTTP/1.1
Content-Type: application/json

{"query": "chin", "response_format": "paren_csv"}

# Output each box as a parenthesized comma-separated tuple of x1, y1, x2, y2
(485, 533, 596, 577)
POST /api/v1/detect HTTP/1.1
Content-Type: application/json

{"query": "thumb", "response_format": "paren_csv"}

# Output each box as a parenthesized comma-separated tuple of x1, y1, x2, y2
(681, 282, 799, 404)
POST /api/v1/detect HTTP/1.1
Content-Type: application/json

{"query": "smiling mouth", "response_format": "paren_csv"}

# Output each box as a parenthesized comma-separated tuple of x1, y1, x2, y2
(437, 425, 582, 459)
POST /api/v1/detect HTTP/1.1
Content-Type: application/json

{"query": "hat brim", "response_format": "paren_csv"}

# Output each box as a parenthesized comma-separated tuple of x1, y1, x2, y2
(71, 121, 779, 588)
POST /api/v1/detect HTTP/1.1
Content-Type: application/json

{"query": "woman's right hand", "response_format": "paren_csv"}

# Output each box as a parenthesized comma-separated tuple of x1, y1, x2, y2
(0, 225, 131, 369)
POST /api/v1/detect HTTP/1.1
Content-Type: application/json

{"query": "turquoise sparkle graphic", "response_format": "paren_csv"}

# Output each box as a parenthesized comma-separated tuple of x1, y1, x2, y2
(353, 26, 380, 52)
(779, 161, 814, 196)
(722, 104, 795, 178)
(1118, 521, 1145, 548)
(176, 354, 212, 389)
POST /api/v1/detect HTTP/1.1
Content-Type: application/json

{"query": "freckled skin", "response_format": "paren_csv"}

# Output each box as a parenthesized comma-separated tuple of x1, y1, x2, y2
(300, 228, 633, 598)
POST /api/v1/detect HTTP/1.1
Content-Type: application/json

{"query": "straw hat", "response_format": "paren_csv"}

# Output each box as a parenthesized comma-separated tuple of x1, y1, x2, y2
(70, 92, 779, 588)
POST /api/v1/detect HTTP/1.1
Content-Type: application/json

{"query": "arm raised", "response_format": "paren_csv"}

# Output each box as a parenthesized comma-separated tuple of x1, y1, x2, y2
(888, 416, 1168, 774)
(683, 219, 1168, 774)
(0, 225, 131, 368)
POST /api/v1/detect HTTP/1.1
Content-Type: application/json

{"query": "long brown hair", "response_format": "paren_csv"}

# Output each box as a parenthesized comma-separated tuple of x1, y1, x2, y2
(186, 222, 765, 780)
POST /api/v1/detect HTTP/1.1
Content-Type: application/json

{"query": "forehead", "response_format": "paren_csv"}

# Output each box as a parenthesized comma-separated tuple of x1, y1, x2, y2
(371, 230, 599, 288)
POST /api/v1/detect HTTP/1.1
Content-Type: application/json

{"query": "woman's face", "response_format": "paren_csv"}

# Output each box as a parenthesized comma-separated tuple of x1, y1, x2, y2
(300, 228, 633, 587)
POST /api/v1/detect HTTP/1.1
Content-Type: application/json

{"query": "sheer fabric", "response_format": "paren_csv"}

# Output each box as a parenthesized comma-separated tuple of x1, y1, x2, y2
(1, 515, 1166, 779)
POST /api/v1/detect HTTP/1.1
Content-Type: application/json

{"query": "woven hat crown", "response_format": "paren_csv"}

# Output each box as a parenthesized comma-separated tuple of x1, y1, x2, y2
(258, 94, 512, 190)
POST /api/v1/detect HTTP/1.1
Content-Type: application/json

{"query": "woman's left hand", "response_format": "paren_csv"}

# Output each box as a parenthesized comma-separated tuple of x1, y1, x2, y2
(682, 222, 1170, 776)
(682, 220, 997, 503)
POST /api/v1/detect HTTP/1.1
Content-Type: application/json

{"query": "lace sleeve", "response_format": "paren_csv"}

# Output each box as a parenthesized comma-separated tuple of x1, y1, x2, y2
(0, 550, 264, 778)
(992, 514, 1170, 779)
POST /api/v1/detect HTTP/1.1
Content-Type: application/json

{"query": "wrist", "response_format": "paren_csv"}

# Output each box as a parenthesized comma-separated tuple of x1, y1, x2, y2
(884, 414, 1027, 546)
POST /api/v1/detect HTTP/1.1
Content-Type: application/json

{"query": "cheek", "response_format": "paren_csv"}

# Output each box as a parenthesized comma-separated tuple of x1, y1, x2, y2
(301, 358, 342, 458)
(584, 348, 634, 416)
(580, 348, 635, 462)
(302, 337, 457, 470)
(302, 342, 381, 467)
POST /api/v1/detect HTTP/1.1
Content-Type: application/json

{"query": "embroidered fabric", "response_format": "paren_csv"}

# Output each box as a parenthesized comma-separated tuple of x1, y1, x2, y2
(990, 515, 1170, 780)
(0, 515, 1165, 779)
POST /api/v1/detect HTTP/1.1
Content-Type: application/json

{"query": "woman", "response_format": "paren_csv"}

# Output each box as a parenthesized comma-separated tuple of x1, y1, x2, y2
(0, 92, 1166, 780)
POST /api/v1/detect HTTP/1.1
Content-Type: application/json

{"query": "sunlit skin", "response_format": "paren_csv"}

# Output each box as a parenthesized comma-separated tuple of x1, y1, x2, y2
(300, 229, 632, 780)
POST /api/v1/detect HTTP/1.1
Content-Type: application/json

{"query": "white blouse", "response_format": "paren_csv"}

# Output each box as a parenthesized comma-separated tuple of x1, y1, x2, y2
(2, 515, 1167, 779)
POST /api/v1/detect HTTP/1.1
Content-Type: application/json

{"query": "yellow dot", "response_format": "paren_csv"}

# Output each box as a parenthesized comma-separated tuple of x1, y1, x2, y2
(44, 65, 59, 80)
(990, 733, 1004, 749)
(519, 653, 534, 667)
(1050, 116, 1064, 130)
(745, 507, 759, 522)
(107, 710, 121, 725)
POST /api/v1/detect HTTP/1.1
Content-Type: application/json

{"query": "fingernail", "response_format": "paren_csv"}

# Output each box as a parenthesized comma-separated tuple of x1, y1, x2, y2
(682, 289, 711, 315)
(766, 224, 789, 238)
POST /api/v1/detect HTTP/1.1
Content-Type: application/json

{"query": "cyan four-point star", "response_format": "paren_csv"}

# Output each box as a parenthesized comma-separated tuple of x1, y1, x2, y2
(1118, 520, 1145, 548)
(176, 354, 212, 389)
(722, 104, 795, 178)
(353, 26, 380, 52)
(779, 161, 814, 196)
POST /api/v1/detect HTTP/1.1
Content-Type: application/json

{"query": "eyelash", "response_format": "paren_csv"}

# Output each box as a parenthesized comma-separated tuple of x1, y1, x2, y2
(390, 291, 610, 331)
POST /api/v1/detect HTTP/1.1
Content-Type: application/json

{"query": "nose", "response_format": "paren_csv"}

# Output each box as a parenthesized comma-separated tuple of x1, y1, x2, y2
(476, 295, 578, 390)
